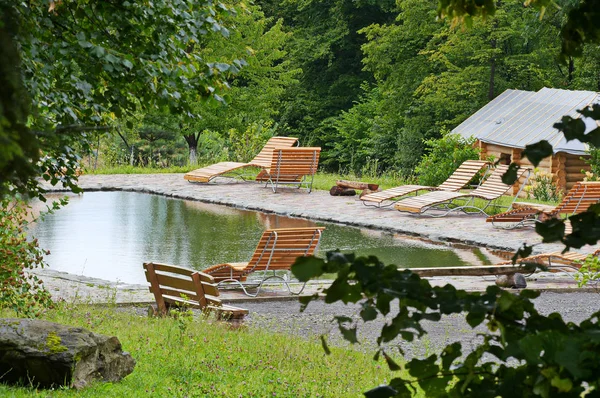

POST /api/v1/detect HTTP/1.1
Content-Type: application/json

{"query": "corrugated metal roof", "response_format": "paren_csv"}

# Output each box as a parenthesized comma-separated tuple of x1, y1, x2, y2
(453, 88, 600, 156)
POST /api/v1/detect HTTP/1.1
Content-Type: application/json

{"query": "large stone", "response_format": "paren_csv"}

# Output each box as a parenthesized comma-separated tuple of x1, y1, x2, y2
(0, 318, 135, 389)
(495, 273, 527, 289)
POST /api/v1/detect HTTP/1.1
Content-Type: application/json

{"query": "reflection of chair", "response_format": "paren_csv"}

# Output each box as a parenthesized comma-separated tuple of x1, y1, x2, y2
(496, 249, 600, 272)
(183, 136, 298, 183)
(394, 165, 531, 217)
(203, 227, 325, 296)
(262, 147, 321, 193)
(143, 262, 248, 319)
(361, 160, 490, 207)
(486, 181, 600, 229)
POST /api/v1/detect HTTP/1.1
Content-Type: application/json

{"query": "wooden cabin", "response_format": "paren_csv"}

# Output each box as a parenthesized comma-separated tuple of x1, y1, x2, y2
(453, 88, 599, 196)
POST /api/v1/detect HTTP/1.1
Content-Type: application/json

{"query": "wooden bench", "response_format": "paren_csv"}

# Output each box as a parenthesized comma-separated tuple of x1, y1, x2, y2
(143, 262, 248, 320)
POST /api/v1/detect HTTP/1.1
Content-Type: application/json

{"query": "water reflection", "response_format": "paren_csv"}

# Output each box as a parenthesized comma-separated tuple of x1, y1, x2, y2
(29, 192, 489, 284)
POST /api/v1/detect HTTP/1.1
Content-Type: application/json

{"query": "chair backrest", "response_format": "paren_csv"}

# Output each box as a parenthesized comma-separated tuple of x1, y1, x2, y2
(437, 160, 490, 191)
(143, 262, 222, 313)
(244, 227, 325, 274)
(250, 136, 299, 168)
(553, 181, 600, 216)
(472, 164, 529, 198)
(268, 147, 321, 182)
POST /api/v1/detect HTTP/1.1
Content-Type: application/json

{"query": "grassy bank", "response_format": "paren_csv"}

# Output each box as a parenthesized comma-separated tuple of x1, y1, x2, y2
(0, 304, 397, 397)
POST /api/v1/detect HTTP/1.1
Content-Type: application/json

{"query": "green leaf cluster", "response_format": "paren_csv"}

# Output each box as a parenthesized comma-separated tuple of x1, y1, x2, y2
(293, 252, 600, 397)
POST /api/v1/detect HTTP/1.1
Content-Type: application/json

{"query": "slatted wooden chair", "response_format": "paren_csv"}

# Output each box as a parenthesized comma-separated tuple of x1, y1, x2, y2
(203, 227, 325, 296)
(183, 136, 298, 183)
(495, 249, 600, 272)
(143, 262, 248, 320)
(262, 147, 321, 193)
(361, 160, 490, 207)
(394, 165, 531, 217)
(486, 181, 600, 229)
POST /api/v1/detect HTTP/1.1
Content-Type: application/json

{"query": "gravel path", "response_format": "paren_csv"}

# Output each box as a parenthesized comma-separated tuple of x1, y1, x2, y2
(240, 292, 600, 358)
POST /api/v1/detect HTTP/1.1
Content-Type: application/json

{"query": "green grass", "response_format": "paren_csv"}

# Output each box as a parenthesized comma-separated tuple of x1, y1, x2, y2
(0, 304, 397, 397)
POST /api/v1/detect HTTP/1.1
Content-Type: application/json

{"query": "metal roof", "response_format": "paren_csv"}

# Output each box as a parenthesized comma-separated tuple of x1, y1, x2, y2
(453, 88, 600, 156)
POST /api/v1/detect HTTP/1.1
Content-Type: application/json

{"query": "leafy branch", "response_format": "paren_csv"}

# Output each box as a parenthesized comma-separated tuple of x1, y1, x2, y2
(292, 253, 600, 397)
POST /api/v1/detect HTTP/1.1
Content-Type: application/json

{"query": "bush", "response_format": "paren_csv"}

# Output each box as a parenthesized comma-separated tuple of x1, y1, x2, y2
(0, 199, 54, 317)
(524, 168, 562, 202)
(414, 132, 480, 186)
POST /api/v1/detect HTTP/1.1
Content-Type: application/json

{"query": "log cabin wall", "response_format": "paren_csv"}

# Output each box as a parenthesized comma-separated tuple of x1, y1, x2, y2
(476, 140, 590, 197)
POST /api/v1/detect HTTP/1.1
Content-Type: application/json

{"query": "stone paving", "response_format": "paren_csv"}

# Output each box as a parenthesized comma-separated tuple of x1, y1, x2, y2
(37, 173, 593, 304)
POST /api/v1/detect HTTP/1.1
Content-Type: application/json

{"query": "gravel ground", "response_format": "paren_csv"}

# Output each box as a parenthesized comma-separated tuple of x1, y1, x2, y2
(233, 292, 600, 359)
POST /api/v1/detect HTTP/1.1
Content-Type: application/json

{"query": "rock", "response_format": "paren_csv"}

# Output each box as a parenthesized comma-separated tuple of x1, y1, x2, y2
(495, 273, 527, 289)
(0, 318, 135, 389)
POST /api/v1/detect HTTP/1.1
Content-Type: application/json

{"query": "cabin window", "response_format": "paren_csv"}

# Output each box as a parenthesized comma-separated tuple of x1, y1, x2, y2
(499, 153, 511, 165)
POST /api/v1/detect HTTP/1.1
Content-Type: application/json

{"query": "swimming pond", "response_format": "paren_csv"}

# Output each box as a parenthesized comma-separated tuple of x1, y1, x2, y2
(29, 191, 498, 284)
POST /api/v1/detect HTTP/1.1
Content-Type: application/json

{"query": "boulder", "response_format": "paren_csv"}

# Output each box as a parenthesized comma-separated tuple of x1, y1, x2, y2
(0, 318, 135, 389)
(495, 273, 527, 289)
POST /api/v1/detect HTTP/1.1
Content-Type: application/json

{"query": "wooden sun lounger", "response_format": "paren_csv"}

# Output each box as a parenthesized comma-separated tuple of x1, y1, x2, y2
(486, 181, 600, 229)
(203, 227, 325, 296)
(143, 262, 248, 319)
(262, 147, 321, 193)
(183, 136, 298, 183)
(495, 249, 600, 272)
(394, 165, 531, 217)
(361, 160, 490, 207)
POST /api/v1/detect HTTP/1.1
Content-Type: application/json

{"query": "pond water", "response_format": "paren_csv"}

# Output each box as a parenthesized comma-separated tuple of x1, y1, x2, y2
(29, 192, 495, 284)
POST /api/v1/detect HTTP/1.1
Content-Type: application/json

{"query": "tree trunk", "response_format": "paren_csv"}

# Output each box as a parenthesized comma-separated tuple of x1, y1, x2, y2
(184, 133, 199, 166)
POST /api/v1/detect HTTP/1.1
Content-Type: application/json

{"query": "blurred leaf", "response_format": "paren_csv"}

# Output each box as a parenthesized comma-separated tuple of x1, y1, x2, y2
(291, 256, 324, 282)
(535, 218, 566, 243)
(320, 335, 331, 355)
(521, 141, 553, 167)
(363, 385, 397, 398)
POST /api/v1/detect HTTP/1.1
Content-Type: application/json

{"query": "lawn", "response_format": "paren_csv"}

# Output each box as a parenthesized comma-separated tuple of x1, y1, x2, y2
(0, 304, 397, 397)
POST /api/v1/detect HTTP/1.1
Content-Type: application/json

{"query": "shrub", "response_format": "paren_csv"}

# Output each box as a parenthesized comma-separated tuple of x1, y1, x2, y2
(523, 168, 562, 202)
(414, 132, 480, 186)
(0, 199, 54, 317)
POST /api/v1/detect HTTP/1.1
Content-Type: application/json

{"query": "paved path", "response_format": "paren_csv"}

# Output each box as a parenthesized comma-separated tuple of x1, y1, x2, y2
(37, 173, 594, 304)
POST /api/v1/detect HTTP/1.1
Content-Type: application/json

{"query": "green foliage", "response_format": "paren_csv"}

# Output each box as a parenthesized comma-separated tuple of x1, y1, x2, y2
(575, 254, 600, 288)
(524, 168, 562, 203)
(293, 252, 600, 397)
(0, 199, 54, 317)
(584, 146, 600, 178)
(227, 120, 277, 163)
(414, 132, 480, 186)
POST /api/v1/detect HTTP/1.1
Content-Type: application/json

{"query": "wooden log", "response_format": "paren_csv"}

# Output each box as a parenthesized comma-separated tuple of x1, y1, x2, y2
(408, 265, 535, 277)
(359, 188, 381, 199)
(336, 180, 379, 190)
(329, 186, 356, 196)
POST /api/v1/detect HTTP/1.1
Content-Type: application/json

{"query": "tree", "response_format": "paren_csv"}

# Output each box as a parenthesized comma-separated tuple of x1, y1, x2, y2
(0, 0, 238, 316)
(0, 0, 237, 199)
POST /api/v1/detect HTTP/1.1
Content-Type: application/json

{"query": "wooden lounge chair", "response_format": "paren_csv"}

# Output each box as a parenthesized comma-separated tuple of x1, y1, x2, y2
(486, 181, 600, 229)
(495, 249, 600, 272)
(262, 147, 321, 193)
(203, 227, 325, 296)
(394, 165, 531, 217)
(143, 262, 248, 320)
(183, 136, 298, 183)
(361, 160, 490, 207)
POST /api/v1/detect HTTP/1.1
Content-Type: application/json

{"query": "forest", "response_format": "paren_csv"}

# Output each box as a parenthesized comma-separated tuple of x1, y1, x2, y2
(86, 0, 600, 180)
